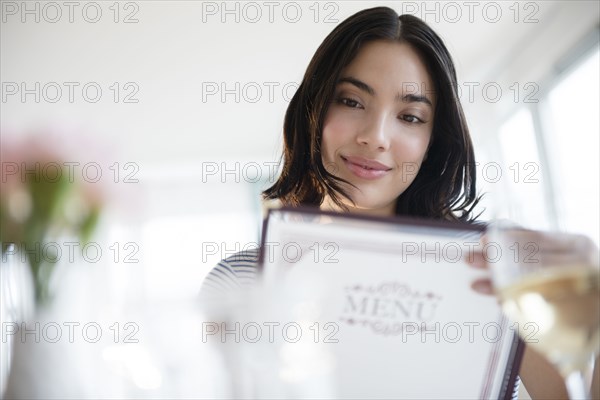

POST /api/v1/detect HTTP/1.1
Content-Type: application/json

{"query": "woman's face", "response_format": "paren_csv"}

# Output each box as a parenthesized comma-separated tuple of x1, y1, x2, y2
(321, 40, 436, 216)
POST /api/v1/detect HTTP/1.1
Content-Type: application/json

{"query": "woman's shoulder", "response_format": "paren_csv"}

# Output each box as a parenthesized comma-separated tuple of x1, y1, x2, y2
(200, 248, 260, 295)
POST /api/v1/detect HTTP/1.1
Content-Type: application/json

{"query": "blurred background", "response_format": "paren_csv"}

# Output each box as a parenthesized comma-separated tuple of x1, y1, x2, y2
(2, 0, 599, 297)
(1, 1, 599, 397)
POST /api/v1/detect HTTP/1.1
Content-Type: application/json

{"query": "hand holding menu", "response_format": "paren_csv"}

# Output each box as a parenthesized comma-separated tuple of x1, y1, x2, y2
(258, 207, 523, 399)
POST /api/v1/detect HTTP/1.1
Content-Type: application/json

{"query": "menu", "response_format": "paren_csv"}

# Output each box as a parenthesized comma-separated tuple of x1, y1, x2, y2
(257, 206, 523, 399)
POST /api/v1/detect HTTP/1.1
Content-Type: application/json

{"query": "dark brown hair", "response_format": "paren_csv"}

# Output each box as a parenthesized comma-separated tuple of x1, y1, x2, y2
(263, 7, 481, 222)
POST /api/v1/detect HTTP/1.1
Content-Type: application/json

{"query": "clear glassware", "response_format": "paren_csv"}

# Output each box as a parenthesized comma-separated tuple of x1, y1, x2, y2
(488, 222, 600, 399)
(0, 244, 35, 396)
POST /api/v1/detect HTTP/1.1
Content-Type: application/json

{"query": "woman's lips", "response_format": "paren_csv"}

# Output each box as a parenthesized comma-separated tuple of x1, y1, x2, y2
(341, 155, 392, 180)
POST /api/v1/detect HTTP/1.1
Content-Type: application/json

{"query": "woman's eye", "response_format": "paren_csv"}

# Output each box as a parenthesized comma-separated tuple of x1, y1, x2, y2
(338, 97, 362, 109)
(400, 114, 423, 123)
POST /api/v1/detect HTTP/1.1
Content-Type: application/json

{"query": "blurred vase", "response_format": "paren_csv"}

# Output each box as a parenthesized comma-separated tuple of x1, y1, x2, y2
(1, 244, 35, 396)
(2, 247, 114, 399)
(2, 249, 233, 399)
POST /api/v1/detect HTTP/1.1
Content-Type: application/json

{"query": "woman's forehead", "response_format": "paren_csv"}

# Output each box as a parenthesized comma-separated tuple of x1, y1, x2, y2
(338, 41, 436, 103)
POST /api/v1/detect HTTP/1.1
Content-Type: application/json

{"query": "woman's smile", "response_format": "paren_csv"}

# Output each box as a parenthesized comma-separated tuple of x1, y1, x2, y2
(341, 155, 392, 180)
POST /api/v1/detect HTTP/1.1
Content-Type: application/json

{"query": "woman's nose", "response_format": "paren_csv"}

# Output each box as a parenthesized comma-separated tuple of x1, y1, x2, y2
(355, 115, 391, 151)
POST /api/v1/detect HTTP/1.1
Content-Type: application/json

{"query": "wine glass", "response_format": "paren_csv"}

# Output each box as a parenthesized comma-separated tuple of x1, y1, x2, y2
(488, 222, 599, 399)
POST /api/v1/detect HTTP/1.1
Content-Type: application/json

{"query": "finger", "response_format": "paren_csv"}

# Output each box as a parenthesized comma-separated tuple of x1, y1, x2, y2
(465, 251, 488, 269)
(471, 278, 495, 295)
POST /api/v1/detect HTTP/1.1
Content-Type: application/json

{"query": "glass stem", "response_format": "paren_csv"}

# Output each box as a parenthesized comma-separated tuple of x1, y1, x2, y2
(565, 369, 590, 400)
(564, 356, 595, 400)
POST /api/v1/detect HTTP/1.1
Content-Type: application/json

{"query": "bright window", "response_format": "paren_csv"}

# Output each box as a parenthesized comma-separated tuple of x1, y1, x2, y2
(544, 48, 600, 245)
(493, 46, 599, 245)
(497, 108, 551, 230)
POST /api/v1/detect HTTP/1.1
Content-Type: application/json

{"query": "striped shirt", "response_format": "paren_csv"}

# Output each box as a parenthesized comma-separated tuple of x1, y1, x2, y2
(200, 247, 521, 399)
(200, 247, 260, 296)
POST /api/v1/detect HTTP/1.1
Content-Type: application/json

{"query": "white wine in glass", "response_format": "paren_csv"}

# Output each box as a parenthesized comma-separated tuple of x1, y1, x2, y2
(490, 226, 600, 399)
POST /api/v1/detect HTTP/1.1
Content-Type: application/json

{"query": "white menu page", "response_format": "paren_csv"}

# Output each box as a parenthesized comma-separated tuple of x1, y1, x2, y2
(258, 207, 523, 399)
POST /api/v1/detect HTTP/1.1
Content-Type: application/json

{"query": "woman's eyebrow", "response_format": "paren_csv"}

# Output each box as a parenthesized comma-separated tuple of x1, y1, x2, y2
(397, 93, 433, 108)
(338, 76, 433, 108)
(337, 77, 375, 96)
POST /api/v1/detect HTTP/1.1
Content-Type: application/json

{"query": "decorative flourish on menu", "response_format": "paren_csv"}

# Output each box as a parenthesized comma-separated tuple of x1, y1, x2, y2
(340, 282, 442, 336)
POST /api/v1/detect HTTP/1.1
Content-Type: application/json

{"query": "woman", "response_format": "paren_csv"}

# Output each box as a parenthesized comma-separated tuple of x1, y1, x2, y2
(202, 7, 578, 398)
(263, 8, 477, 221)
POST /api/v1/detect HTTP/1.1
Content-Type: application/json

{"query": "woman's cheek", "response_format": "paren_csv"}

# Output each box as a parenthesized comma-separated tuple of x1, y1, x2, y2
(324, 117, 350, 142)
(322, 116, 348, 156)
(320, 128, 339, 172)
(394, 131, 430, 162)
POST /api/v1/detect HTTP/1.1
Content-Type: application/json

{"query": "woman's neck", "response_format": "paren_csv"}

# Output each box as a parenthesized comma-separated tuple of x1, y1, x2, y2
(320, 196, 395, 217)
